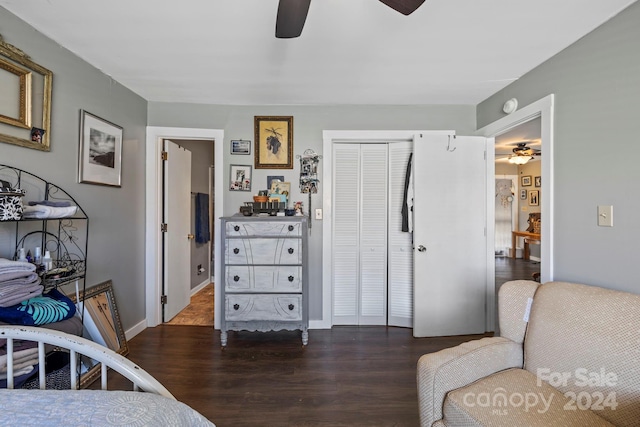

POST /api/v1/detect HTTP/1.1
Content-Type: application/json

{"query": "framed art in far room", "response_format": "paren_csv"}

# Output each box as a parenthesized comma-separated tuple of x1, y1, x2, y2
(78, 110, 123, 187)
(521, 175, 531, 187)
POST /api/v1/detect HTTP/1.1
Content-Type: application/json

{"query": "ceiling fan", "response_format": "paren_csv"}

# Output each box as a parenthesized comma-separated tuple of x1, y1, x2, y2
(497, 142, 541, 165)
(275, 0, 426, 38)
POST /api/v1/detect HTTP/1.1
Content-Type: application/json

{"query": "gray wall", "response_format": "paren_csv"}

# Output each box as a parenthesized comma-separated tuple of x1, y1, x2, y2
(477, 2, 640, 295)
(0, 9, 148, 330)
(176, 139, 214, 290)
(149, 104, 477, 319)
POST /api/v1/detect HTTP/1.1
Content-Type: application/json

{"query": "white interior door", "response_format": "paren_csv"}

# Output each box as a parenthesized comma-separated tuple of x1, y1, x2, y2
(413, 134, 488, 337)
(163, 140, 192, 321)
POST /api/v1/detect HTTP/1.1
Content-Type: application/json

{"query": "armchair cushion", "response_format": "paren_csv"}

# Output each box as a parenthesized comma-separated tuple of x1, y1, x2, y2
(443, 368, 614, 427)
(417, 337, 523, 427)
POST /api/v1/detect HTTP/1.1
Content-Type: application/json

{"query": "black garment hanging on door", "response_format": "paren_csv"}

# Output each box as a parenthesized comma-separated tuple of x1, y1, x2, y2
(401, 153, 413, 232)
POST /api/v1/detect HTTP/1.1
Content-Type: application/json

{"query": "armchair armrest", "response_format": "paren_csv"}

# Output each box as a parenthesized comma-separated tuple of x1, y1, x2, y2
(417, 337, 523, 427)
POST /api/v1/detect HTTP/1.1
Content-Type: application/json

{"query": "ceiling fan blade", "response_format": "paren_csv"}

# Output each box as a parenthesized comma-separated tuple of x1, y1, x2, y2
(276, 0, 312, 39)
(379, 0, 426, 15)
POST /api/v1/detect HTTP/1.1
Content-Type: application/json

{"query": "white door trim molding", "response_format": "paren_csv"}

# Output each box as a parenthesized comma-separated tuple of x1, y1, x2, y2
(477, 94, 555, 288)
(145, 126, 224, 329)
(319, 130, 451, 329)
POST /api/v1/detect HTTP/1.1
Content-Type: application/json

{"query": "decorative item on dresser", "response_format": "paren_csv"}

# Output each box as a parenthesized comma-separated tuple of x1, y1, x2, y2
(220, 216, 308, 347)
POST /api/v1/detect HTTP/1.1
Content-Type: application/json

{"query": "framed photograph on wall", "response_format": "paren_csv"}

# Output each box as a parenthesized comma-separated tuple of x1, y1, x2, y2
(520, 189, 527, 200)
(534, 176, 541, 187)
(254, 116, 293, 169)
(521, 175, 532, 187)
(229, 164, 252, 191)
(230, 139, 251, 155)
(78, 110, 123, 187)
(528, 190, 539, 206)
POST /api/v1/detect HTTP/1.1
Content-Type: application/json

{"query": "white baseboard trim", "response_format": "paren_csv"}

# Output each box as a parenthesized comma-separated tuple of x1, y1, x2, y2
(125, 319, 147, 341)
(191, 279, 211, 296)
(309, 319, 331, 329)
(530, 256, 541, 262)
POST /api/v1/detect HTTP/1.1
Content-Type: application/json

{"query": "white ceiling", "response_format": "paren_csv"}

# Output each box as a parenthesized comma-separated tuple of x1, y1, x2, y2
(0, 0, 636, 105)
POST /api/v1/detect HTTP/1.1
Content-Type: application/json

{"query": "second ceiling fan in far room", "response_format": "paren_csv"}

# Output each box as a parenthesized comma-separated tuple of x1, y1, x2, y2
(275, 0, 427, 38)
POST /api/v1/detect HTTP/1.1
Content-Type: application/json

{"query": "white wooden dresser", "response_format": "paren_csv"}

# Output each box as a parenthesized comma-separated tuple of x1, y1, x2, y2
(220, 215, 308, 346)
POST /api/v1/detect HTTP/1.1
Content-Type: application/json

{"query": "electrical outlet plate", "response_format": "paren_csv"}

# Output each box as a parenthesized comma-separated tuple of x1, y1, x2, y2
(315, 208, 323, 220)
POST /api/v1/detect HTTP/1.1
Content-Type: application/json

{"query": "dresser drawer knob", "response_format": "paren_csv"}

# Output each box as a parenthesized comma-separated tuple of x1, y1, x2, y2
(288, 225, 294, 231)
(288, 275, 294, 282)
(233, 248, 240, 254)
(288, 304, 295, 311)
(288, 248, 294, 254)
(233, 304, 240, 310)
(234, 225, 240, 231)
(233, 275, 240, 282)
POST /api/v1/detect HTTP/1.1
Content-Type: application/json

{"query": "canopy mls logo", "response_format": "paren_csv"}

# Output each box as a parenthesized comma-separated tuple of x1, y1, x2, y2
(462, 368, 619, 416)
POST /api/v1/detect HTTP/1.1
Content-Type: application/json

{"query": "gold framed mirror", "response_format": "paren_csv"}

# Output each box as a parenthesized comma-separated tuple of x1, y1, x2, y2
(0, 34, 52, 151)
(69, 280, 128, 388)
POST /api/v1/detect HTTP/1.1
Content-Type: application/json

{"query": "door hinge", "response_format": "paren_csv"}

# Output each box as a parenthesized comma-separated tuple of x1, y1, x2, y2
(161, 151, 168, 161)
(161, 295, 167, 305)
(161, 223, 168, 232)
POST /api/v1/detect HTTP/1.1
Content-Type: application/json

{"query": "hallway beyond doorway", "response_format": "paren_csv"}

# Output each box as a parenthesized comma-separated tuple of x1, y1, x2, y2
(166, 283, 214, 327)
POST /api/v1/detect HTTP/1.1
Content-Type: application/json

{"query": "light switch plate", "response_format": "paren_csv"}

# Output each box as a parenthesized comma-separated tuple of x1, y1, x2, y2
(598, 205, 613, 227)
(315, 208, 323, 220)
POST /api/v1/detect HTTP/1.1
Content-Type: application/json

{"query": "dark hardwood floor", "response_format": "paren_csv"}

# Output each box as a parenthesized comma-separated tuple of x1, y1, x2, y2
(495, 255, 540, 289)
(101, 258, 535, 426)
(110, 326, 489, 427)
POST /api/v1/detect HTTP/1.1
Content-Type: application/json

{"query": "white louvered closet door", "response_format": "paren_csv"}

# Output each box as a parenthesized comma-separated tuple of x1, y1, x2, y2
(387, 141, 413, 327)
(359, 144, 388, 324)
(332, 143, 388, 325)
(332, 144, 361, 324)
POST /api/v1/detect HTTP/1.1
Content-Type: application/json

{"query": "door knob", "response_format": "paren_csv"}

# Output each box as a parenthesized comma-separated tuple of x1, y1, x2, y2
(418, 245, 426, 252)
(187, 234, 195, 240)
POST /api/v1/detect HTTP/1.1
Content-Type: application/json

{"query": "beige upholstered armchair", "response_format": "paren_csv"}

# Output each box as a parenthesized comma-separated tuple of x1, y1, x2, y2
(417, 280, 640, 426)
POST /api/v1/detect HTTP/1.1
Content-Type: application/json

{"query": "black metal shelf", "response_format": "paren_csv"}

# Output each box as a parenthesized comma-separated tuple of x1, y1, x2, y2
(0, 164, 89, 293)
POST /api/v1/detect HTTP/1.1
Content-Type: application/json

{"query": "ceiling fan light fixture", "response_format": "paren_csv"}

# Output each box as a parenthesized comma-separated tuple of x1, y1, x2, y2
(508, 155, 532, 165)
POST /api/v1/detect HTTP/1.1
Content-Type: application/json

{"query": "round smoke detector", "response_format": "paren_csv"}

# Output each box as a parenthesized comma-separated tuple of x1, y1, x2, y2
(503, 98, 518, 114)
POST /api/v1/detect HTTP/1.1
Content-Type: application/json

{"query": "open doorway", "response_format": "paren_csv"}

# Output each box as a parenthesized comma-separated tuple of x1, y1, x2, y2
(477, 94, 554, 333)
(494, 119, 541, 295)
(145, 127, 225, 333)
(164, 138, 215, 327)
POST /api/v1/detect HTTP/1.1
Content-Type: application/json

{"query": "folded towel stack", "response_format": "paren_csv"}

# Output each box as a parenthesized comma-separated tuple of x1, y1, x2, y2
(0, 258, 43, 308)
(22, 204, 78, 219)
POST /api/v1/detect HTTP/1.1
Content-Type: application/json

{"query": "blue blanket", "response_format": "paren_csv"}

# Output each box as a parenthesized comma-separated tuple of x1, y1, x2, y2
(0, 289, 75, 326)
(195, 192, 210, 244)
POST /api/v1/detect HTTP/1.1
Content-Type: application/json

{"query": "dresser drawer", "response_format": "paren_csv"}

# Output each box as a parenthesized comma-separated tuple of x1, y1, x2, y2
(225, 221, 302, 237)
(225, 238, 301, 264)
(225, 294, 302, 321)
(226, 266, 302, 292)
